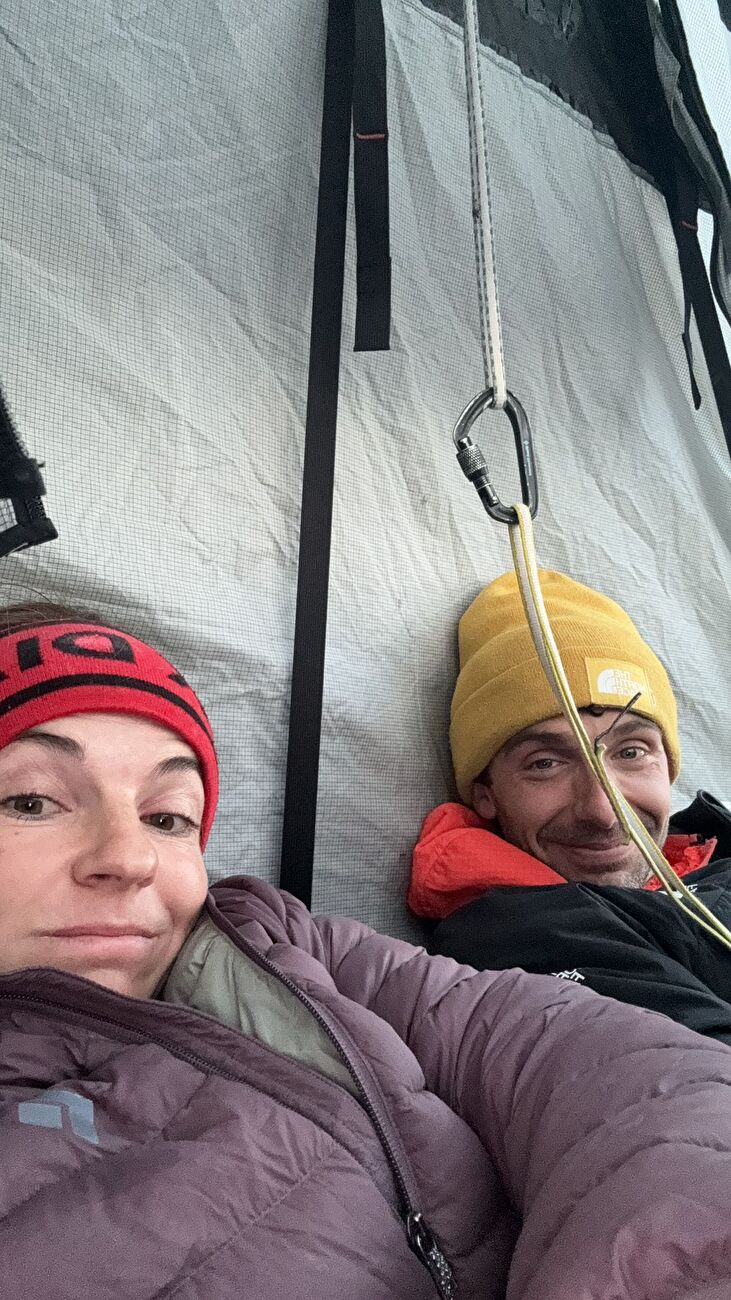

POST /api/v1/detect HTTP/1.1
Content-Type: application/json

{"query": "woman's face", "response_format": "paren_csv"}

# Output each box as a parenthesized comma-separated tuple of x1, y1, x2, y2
(0, 712, 208, 998)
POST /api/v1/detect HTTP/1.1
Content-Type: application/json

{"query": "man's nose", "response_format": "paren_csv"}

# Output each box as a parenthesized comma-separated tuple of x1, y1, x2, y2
(73, 804, 159, 888)
(571, 764, 619, 828)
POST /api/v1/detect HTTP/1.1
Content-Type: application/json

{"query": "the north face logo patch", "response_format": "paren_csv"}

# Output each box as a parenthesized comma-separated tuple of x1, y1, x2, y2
(18, 1088, 99, 1145)
(585, 658, 653, 709)
(596, 668, 646, 698)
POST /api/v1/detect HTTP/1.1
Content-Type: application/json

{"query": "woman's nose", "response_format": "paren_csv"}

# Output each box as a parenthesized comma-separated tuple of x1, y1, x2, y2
(72, 805, 159, 887)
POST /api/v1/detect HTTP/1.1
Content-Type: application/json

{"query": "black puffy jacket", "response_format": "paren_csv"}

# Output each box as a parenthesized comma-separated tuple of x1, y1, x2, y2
(430, 792, 731, 1043)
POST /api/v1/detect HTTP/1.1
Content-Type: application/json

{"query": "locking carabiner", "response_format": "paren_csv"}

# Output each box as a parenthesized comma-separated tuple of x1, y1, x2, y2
(452, 388, 538, 525)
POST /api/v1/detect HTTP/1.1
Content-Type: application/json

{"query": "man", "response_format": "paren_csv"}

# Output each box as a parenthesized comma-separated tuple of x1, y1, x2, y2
(409, 569, 731, 1042)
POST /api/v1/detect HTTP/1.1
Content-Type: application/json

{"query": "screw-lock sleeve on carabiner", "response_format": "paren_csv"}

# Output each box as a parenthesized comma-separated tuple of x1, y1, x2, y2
(453, 388, 538, 525)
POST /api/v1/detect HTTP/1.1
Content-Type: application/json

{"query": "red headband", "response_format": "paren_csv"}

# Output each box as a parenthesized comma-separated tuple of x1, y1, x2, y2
(0, 623, 219, 847)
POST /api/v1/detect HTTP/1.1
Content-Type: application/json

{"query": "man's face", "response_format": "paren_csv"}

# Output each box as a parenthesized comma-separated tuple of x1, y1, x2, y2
(471, 710, 672, 887)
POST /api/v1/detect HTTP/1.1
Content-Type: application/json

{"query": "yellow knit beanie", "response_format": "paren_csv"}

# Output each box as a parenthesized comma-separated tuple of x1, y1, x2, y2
(451, 569, 680, 802)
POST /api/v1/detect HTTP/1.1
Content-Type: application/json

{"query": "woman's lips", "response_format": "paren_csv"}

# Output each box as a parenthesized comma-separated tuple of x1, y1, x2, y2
(46, 926, 157, 938)
(39, 926, 161, 962)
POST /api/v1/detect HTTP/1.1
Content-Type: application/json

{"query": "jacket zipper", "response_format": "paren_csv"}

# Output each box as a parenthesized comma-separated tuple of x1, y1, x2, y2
(3, 920, 457, 1300)
(204, 900, 457, 1299)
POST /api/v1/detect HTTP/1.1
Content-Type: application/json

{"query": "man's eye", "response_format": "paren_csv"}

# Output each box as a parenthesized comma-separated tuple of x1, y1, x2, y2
(2, 794, 58, 819)
(527, 757, 557, 771)
(145, 812, 199, 836)
(617, 745, 648, 761)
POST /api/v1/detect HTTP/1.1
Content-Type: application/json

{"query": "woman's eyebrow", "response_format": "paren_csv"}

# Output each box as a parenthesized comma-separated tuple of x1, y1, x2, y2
(11, 731, 84, 758)
(154, 755, 202, 779)
(10, 733, 201, 779)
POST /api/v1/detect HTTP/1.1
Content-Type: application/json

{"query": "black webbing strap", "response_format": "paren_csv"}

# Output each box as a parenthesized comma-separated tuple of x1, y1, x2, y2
(672, 164, 731, 458)
(353, 0, 391, 351)
(279, 0, 389, 903)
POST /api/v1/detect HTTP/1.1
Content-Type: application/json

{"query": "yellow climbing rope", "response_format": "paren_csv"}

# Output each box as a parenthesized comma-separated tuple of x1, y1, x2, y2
(455, 0, 731, 948)
(509, 502, 731, 950)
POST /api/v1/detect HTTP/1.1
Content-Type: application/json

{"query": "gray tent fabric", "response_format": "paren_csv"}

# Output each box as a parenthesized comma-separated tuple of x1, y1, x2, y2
(0, 0, 728, 940)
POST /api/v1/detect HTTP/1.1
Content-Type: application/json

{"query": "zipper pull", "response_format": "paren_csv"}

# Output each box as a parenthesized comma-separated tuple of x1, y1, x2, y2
(406, 1211, 457, 1299)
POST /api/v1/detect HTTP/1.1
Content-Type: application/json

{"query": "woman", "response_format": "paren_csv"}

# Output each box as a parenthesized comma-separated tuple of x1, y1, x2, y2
(1, 604, 730, 1300)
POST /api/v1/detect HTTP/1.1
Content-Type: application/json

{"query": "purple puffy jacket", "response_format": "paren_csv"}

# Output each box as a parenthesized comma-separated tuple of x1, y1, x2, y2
(1, 875, 730, 1299)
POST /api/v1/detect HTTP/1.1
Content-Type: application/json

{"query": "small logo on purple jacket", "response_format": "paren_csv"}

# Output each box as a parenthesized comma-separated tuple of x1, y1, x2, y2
(18, 1088, 99, 1144)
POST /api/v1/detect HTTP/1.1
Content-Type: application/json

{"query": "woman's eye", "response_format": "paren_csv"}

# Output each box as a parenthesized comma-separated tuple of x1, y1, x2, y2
(145, 812, 199, 836)
(1, 794, 59, 819)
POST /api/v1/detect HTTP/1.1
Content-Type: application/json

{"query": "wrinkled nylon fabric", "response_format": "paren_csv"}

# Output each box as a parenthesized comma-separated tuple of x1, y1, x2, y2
(0, 1, 727, 939)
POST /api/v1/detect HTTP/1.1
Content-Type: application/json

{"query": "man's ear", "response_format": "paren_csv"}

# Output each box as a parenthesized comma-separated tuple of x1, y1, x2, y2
(472, 778, 497, 822)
